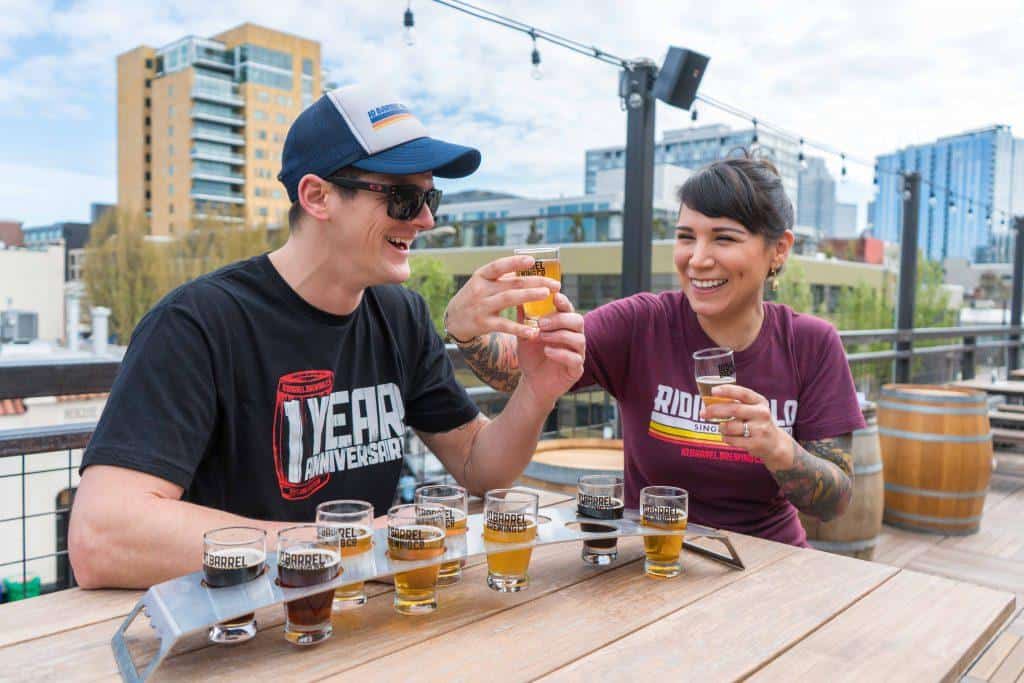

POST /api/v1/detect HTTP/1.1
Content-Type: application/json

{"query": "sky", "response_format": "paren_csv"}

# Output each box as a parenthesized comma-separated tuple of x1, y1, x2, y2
(1, 0, 1022, 227)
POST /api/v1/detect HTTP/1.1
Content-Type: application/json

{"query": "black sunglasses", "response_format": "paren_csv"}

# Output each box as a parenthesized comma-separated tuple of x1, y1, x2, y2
(325, 176, 443, 221)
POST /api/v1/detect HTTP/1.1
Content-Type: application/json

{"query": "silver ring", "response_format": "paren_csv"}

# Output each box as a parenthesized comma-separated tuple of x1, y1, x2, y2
(742, 421, 750, 438)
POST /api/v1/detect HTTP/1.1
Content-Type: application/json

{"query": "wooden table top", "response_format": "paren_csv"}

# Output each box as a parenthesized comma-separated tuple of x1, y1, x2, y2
(951, 378, 1024, 397)
(0, 490, 1016, 682)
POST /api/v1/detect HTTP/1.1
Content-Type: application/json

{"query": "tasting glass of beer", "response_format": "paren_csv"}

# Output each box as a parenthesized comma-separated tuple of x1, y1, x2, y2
(513, 246, 561, 326)
(203, 526, 267, 644)
(387, 503, 448, 615)
(483, 488, 539, 592)
(640, 486, 689, 579)
(277, 524, 341, 646)
(315, 499, 374, 611)
(414, 484, 468, 586)
(577, 475, 624, 565)
(693, 346, 737, 423)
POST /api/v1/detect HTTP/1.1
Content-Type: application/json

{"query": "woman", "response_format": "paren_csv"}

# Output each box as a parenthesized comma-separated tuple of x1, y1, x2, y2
(443, 156, 863, 546)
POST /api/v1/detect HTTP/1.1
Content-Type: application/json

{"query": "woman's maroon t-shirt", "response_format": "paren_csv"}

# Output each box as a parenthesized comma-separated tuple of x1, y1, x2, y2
(575, 291, 865, 546)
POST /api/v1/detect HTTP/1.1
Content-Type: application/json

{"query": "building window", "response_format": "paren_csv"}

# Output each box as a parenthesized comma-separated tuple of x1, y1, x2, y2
(145, 97, 151, 108)
(145, 79, 151, 88)
(145, 58, 153, 69)
(257, 130, 267, 140)
(168, 105, 174, 117)
(168, 164, 174, 176)
(169, 204, 174, 214)
(272, 189, 282, 199)
(168, 85, 174, 96)
(302, 58, 313, 76)
(275, 113, 288, 125)
(168, 125, 173, 136)
(272, 133, 281, 143)
(277, 95, 292, 107)
(258, 207, 269, 217)
(169, 143, 174, 156)
(253, 110, 268, 121)
(254, 187, 263, 197)
(254, 149, 266, 160)
(169, 183, 174, 194)
(144, 116, 150, 126)
(257, 91, 270, 103)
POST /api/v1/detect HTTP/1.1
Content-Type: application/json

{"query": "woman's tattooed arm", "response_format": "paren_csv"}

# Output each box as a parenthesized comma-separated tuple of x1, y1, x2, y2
(771, 435, 854, 521)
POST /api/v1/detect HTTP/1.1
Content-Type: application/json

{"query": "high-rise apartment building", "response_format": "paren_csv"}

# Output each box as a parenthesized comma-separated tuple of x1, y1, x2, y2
(117, 24, 322, 236)
(797, 157, 836, 236)
(584, 124, 801, 216)
(874, 125, 1024, 263)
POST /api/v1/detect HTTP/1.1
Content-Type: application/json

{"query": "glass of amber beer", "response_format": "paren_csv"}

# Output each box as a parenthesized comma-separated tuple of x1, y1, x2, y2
(277, 525, 341, 646)
(483, 488, 539, 592)
(577, 475, 624, 565)
(640, 486, 688, 578)
(514, 246, 561, 326)
(387, 503, 447, 615)
(203, 526, 267, 644)
(414, 485, 468, 586)
(693, 347, 736, 423)
(315, 500, 374, 610)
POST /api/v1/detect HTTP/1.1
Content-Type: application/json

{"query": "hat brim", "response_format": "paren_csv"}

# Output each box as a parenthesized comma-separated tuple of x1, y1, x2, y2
(351, 137, 481, 178)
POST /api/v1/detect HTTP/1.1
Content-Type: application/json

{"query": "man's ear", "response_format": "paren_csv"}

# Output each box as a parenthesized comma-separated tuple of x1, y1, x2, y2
(297, 174, 331, 221)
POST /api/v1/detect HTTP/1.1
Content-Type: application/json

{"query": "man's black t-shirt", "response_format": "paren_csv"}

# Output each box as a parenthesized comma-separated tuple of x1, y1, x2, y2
(81, 254, 479, 520)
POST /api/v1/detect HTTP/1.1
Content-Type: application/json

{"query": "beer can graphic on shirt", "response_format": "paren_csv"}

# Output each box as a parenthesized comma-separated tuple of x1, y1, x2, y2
(272, 369, 334, 500)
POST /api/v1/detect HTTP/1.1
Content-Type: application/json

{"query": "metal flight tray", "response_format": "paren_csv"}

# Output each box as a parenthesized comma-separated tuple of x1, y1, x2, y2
(112, 506, 743, 682)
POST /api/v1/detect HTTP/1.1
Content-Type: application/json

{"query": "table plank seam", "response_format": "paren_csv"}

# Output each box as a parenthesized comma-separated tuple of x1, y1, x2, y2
(734, 568, 903, 681)
(531, 545, 800, 683)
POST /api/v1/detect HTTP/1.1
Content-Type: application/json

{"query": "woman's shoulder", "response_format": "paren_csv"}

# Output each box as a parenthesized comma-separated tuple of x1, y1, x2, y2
(766, 302, 839, 342)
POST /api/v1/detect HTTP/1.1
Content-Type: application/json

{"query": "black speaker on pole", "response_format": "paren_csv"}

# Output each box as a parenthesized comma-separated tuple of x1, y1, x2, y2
(652, 47, 709, 110)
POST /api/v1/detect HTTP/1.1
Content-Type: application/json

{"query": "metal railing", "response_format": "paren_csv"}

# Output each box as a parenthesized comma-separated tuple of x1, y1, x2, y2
(0, 324, 1019, 598)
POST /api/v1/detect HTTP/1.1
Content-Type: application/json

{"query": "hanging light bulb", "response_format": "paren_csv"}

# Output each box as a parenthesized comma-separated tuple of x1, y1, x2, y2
(928, 190, 937, 207)
(840, 153, 847, 183)
(873, 163, 878, 186)
(798, 138, 807, 170)
(403, 2, 416, 47)
(690, 106, 698, 122)
(948, 195, 957, 213)
(751, 118, 759, 144)
(530, 31, 543, 80)
(968, 200, 974, 216)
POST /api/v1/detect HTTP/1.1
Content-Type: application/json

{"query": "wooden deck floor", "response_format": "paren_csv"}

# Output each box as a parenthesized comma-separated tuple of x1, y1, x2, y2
(868, 462, 1024, 681)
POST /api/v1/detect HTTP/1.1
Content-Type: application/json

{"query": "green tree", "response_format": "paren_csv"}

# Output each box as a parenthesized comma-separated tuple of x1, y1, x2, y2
(773, 261, 813, 313)
(81, 208, 171, 343)
(405, 255, 455, 335)
(484, 221, 501, 246)
(570, 214, 585, 242)
(526, 220, 544, 244)
(652, 217, 669, 240)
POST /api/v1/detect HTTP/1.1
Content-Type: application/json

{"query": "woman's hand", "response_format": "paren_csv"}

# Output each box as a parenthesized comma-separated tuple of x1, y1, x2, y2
(699, 383, 794, 470)
(443, 255, 561, 342)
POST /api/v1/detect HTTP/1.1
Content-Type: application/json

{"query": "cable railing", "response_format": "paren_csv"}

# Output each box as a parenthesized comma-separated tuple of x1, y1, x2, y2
(0, 323, 1019, 600)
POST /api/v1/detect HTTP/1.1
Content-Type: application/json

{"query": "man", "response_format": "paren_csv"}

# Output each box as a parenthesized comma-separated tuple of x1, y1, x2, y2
(69, 84, 585, 589)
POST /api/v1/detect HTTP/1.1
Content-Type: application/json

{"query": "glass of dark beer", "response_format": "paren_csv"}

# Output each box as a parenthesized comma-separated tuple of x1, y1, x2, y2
(277, 524, 341, 646)
(577, 475, 624, 565)
(693, 346, 737, 423)
(203, 526, 267, 644)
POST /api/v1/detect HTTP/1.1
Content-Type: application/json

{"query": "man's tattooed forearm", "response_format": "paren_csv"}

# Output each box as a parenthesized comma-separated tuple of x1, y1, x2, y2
(459, 332, 521, 393)
(772, 435, 854, 522)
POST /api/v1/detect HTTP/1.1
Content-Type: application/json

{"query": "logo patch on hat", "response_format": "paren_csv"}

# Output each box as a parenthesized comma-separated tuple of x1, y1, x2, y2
(368, 103, 415, 130)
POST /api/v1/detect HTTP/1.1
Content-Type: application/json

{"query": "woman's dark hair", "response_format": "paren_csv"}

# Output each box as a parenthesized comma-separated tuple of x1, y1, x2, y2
(676, 151, 794, 242)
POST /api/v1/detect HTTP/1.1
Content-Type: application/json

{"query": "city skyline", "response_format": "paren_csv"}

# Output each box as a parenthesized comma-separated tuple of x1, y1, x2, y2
(2, 0, 1022, 226)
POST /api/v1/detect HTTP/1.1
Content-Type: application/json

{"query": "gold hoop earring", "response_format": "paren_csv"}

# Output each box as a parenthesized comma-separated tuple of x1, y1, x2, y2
(769, 266, 779, 292)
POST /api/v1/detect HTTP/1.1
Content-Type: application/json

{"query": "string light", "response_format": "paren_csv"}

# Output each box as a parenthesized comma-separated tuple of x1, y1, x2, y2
(403, 1, 416, 47)
(417, 0, 1014, 227)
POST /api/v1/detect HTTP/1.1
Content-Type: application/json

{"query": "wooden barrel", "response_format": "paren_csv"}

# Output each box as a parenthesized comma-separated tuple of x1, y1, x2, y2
(518, 439, 624, 496)
(877, 384, 992, 535)
(800, 402, 885, 560)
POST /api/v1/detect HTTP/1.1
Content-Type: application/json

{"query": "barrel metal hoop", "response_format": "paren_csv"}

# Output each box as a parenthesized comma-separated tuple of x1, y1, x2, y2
(854, 463, 883, 476)
(808, 537, 878, 553)
(884, 482, 988, 499)
(884, 508, 984, 524)
(877, 400, 988, 416)
(877, 427, 992, 443)
(853, 426, 879, 436)
(880, 388, 985, 405)
(522, 460, 622, 487)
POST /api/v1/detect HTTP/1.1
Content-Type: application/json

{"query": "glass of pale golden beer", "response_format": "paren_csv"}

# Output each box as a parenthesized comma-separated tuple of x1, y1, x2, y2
(640, 486, 688, 578)
(693, 346, 736, 423)
(315, 500, 374, 611)
(414, 484, 468, 586)
(483, 488, 539, 592)
(203, 526, 267, 644)
(387, 503, 447, 615)
(277, 525, 341, 646)
(514, 246, 561, 326)
(577, 475, 624, 565)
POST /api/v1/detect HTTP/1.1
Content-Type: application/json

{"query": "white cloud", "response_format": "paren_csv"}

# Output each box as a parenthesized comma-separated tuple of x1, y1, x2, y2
(0, 162, 114, 225)
(2, 0, 1023, 223)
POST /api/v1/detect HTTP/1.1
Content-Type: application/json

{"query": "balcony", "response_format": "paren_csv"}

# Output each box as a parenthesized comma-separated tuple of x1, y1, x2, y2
(190, 170, 245, 185)
(190, 148, 244, 165)
(189, 189, 245, 204)
(190, 126, 245, 147)
(190, 108, 245, 127)
(191, 86, 244, 108)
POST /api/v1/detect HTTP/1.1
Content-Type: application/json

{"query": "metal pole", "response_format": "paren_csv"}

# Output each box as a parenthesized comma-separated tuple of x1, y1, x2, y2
(895, 173, 921, 384)
(620, 60, 657, 297)
(1009, 216, 1024, 372)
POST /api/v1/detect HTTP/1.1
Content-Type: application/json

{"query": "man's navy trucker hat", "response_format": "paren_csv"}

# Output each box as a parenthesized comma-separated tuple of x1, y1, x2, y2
(278, 84, 481, 201)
